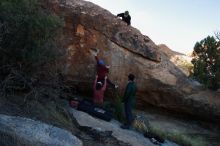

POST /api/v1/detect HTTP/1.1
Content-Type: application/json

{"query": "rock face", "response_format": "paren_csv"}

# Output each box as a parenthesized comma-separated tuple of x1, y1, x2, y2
(158, 44, 193, 76)
(46, 0, 220, 121)
(0, 114, 82, 146)
(68, 108, 179, 146)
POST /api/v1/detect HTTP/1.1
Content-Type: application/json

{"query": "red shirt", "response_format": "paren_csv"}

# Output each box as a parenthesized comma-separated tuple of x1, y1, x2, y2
(93, 77, 107, 104)
(95, 56, 109, 80)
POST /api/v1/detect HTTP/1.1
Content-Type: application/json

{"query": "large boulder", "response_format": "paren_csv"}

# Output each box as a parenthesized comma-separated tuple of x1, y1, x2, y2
(0, 114, 82, 146)
(45, 0, 220, 121)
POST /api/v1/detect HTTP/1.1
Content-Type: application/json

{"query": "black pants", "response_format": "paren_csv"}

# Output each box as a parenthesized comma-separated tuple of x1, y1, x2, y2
(124, 101, 133, 126)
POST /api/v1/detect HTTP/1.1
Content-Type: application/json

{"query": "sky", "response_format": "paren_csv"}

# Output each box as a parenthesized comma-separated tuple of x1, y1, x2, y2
(86, 0, 220, 54)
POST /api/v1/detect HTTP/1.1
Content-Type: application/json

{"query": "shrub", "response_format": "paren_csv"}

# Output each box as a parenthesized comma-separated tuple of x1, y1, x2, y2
(111, 91, 124, 122)
(0, 0, 62, 69)
(0, 0, 63, 98)
(191, 36, 220, 90)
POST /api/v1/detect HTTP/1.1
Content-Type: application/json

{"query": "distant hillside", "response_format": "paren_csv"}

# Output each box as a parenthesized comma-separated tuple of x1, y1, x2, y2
(158, 44, 193, 76)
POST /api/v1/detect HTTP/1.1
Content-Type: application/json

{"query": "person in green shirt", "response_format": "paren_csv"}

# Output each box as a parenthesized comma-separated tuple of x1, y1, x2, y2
(121, 74, 137, 129)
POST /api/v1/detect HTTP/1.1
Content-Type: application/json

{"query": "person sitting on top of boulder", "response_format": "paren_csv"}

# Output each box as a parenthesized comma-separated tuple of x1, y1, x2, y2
(90, 48, 118, 89)
(117, 11, 131, 25)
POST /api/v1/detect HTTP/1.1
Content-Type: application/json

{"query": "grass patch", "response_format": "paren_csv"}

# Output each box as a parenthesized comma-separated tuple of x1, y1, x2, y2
(149, 125, 208, 146)
(22, 99, 75, 132)
(132, 113, 209, 146)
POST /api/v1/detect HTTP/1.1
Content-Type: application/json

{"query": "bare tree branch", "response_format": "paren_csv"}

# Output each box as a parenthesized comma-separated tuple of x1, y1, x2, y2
(214, 31, 220, 41)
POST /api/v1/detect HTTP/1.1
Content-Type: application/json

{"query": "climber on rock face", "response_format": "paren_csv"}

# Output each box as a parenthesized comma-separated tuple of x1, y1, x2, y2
(121, 74, 137, 129)
(117, 11, 131, 25)
(90, 48, 118, 89)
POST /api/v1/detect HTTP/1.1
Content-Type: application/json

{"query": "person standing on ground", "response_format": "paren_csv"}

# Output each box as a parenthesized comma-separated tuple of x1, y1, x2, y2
(121, 74, 137, 129)
(117, 11, 131, 25)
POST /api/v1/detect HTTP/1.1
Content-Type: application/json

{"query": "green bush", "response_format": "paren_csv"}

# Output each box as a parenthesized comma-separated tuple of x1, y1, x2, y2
(191, 36, 220, 90)
(0, 0, 63, 98)
(114, 94, 124, 122)
(0, 0, 62, 69)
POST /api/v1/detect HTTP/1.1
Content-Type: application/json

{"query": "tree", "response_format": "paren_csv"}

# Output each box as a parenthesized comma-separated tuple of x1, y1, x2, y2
(0, 0, 62, 69)
(191, 36, 220, 90)
(0, 0, 63, 97)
